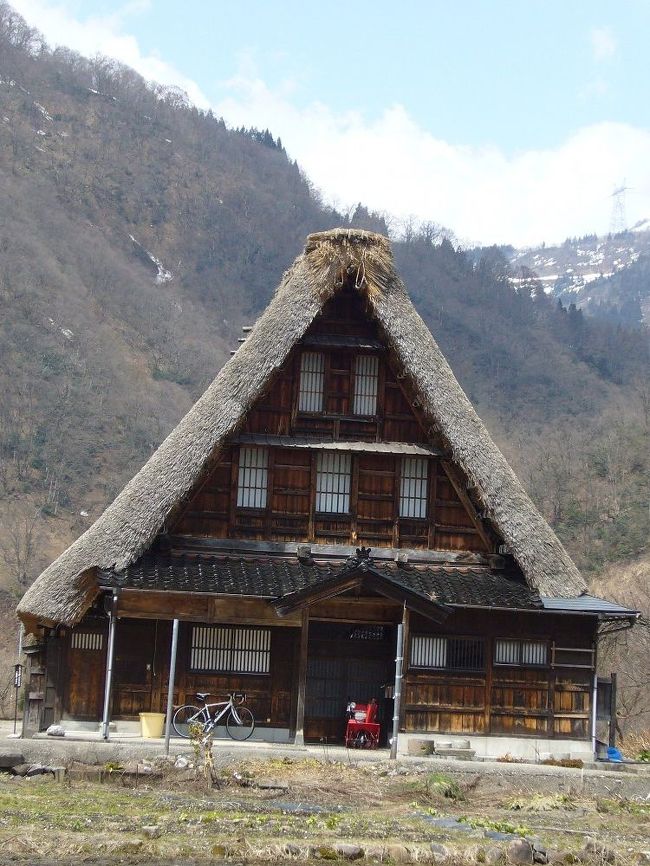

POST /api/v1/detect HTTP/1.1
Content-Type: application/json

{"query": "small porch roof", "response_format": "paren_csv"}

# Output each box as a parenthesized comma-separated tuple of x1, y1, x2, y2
(98, 551, 543, 613)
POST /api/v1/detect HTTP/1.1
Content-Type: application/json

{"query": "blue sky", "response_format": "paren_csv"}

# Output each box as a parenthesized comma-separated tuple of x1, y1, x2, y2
(12, 0, 650, 245)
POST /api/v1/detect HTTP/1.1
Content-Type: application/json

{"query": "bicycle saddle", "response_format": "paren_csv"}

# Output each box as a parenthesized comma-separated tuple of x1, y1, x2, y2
(195, 692, 210, 701)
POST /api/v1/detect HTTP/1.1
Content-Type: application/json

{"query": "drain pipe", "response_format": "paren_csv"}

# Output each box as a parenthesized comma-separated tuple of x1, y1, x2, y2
(390, 620, 405, 760)
(164, 618, 180, 755)
(101, 590, 118, 741)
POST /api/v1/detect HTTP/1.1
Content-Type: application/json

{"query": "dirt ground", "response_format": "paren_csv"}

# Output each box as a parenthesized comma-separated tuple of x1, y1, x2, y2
(0, 756, 648, 864)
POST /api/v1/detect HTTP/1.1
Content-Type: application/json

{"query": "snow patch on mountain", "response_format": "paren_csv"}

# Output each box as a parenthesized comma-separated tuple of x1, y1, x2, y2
(129, 234, 173, 284)
(507, 226, 650, 326)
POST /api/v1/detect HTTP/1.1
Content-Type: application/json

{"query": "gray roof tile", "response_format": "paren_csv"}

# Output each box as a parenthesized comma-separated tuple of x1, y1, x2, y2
(100, 554, 542, 610)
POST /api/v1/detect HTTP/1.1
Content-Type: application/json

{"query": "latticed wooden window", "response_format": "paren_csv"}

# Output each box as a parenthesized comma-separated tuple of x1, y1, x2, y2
(316, 451, 351, 513)
(353, 354, 379, 416)
(411, 635, 485, 671)
(190, 626, 271, 674)
(495, 639, 547, 666)
(237, 446, 268, 509)
(71, 632, 103, 650)
(399, 457, 428, 518)
(298, 351, 325, 412)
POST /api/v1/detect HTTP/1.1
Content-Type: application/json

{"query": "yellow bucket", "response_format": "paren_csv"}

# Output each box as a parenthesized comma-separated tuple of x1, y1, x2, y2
(139, 712, 165, 738)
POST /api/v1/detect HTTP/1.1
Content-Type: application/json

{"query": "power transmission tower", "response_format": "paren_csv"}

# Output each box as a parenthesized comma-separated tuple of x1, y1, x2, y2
(610, 181, 630, 234)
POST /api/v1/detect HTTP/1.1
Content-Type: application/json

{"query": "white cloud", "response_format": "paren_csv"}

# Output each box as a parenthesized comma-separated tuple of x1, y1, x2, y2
(590, 27, 617, 62)
(10, 2, 650, 247)
(215, 73, 650, 247)
(10, 0, 210, 108)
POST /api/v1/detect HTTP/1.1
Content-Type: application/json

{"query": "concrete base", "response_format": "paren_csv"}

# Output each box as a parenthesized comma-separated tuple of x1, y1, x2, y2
(398, 733, 594, 762)
(33, 718, 593, 761)
(40, 718, 293, 744)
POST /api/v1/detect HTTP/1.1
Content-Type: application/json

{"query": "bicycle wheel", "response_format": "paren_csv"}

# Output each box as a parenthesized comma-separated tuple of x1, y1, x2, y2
(172, 704, 203, 738)
(226, 706, 255, 741)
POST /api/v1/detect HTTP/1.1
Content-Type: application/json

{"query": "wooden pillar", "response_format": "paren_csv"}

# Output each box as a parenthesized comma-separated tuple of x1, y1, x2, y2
(293, 607, 309, 746)
(484, 635, 493, 734)
(608, 672, 617, 747)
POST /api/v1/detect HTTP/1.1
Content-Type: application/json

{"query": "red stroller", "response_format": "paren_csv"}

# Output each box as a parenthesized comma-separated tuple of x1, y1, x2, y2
(345, 698, 380, 749)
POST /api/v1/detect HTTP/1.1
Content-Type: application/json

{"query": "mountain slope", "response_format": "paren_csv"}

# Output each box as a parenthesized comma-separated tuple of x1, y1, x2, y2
(0, 3, 647, 612)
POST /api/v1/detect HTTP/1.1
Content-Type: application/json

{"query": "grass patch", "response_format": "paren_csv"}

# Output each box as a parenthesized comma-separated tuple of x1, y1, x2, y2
(458, 816, 531, 836)
(423, 772, 466, 802)
(508, 793, 576, 812)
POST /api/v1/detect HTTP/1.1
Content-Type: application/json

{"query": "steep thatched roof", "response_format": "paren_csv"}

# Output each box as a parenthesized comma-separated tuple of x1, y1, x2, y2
(18, 228, 586, 629)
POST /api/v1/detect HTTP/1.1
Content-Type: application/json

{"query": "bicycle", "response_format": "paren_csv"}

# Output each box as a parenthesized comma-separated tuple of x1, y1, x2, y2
(172, 691, 255, 741)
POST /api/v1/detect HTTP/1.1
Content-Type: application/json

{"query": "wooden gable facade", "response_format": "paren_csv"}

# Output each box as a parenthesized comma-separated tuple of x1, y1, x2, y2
(20, 229, 634, 755)
(173, 287, 491, 555)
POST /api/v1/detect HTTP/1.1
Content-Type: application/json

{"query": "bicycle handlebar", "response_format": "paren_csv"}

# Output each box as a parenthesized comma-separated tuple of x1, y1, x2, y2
(194, 691, 247, 704)
(229, 691, 246, 704)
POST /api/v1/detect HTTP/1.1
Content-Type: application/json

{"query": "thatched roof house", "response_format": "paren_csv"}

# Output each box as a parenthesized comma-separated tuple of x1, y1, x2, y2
(19, 228, 587, 633)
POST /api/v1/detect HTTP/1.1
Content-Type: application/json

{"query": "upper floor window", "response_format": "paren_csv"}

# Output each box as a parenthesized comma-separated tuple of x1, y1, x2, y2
(353, 355, 379, 416)
(399, 457, 428, 518)
(316, 451, 351, 513)
(298, 352, 325, 412)
(237, 446, 268, 509)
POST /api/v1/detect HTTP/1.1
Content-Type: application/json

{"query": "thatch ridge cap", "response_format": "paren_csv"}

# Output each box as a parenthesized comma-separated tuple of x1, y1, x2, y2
(305, 227, 390, 251)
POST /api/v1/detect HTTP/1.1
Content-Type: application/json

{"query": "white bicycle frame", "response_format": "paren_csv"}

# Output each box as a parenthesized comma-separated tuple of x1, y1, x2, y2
(192, 697, 245, 729)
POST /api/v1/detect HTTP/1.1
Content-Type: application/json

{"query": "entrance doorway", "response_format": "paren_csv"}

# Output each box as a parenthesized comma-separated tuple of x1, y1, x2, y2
(304, 621, 395, 743)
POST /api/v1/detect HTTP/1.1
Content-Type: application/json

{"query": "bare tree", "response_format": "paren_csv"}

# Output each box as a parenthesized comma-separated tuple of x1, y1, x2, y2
(0, 501, 42, 588)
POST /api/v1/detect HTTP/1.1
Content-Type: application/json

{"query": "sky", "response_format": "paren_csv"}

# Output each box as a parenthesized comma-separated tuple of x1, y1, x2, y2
(10, 0, 650, 247)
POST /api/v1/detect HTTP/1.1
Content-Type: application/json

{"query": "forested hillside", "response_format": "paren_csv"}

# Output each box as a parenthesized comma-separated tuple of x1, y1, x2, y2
(0, 4, 648, 724)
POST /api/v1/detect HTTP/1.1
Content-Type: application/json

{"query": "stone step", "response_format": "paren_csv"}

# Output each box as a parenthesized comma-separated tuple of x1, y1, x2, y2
(434, 748, 476, 760)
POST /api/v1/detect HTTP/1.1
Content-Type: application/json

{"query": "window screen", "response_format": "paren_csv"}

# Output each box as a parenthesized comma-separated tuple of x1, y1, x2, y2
(316, 451, 351, 513)
(237, 446, 268, 509)
(495, 639, 547, 666)
(298, 352, 325, 412)
(71, 632, 103, 650)
(353, 355, 379, 416)
(521, 640, 547, 665)
(400, 457, 428, 518)
(190, 626, 271, 674)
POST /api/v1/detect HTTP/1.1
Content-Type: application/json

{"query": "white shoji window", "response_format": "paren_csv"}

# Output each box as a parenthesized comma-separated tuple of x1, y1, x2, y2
(298, 351, 325, 412)
(316, 451, 351, 513)
(494, 639, 547, 666)
(190, 626, 271, 674)
(411, 635, 447, 668)
(237, 446, 268, 509)
(400, 457, 428, 518)
(353, 354, 379, 416)
(71, 632, 103, 650)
